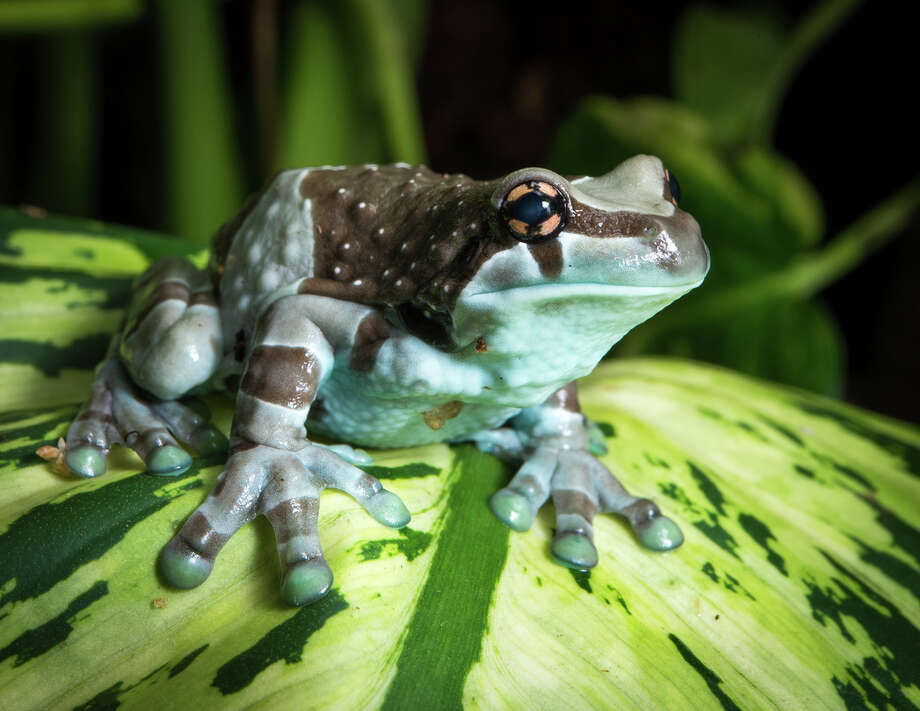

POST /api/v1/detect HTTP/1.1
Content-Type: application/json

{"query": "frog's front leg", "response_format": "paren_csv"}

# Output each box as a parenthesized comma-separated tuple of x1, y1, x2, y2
(474, 383, 683, 569)
(158, 295, 410, 606)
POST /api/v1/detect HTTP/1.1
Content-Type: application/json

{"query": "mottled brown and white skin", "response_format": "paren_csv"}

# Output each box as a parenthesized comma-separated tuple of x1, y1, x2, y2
(64, 156, 709, 605)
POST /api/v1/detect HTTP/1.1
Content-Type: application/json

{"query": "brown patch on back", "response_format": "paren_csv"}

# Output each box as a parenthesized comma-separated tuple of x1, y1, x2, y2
(350, 311, 391, 371)
(422, 400, 463, 430)
(527, 240, 563, 278)
(298, 165, 519, 324)
(240, 345, 319, 410)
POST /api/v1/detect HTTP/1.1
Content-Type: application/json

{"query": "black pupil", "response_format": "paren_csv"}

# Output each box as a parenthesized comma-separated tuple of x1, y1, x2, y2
(667, 171, 681, 205)
(510, 190, 554, 225)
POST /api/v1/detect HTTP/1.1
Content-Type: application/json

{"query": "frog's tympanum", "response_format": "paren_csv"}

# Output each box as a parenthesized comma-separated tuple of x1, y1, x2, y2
(63, 156, 709, 605)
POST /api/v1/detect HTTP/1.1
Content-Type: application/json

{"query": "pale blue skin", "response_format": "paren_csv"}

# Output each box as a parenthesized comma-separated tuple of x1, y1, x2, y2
(64, 156, 709, 606)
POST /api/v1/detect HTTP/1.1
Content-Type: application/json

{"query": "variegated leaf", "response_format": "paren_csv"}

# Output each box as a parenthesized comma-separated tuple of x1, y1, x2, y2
(0, 208, 917, 710)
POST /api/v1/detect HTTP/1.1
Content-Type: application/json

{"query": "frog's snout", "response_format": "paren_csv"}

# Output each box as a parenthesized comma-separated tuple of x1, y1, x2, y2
(647, 209, 709, 285)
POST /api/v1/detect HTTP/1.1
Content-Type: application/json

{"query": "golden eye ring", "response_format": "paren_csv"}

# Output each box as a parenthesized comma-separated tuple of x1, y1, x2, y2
(500, 180, 567, 243)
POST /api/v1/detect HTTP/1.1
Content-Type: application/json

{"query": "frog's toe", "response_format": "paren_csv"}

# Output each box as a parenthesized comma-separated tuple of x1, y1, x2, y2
(490, 489, 535, 532)
(551, 531, 598, 570)
(636, 514, 684, 551)
(365, 490, 411, 528)
(151, 399, 226, 457)
(188, 425, 228, 456)
(146, 444, 193, 476)
(281, 559, 334, 606)
(159, 539, 213, 588)
(609, 496, 685, 552)
(65, 444, 107, 479)
(300, 446, 411, 530)
(488, 449, 556, 532)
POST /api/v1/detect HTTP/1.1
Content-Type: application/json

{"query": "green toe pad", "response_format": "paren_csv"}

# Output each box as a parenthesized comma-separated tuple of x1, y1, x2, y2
(65, 445, 106, 478)
(282, 560, 333, 606)
(489, 490, 534, 532)
(637, 516, 684, 551)
(367, 490, 411, 528)
(147, 445, 192, 476)
(159, 544, 212, 589)
(189, 427, 228, 456)
(551, 531, 598, 570)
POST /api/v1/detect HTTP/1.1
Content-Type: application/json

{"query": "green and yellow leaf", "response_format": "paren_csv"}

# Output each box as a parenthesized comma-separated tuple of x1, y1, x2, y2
(0, 209, 917, 709)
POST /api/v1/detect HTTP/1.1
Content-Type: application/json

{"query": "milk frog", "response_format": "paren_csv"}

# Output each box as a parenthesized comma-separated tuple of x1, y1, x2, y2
(63, 156, 708, 606)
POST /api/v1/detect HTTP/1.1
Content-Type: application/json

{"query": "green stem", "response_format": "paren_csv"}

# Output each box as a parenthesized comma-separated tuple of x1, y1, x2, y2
(154, 0, 244, 241)
(348, 0, 427, 164)
(756, 0, 863, 143)
(0, 0, 141, 31)
(35, 31, 96, 216)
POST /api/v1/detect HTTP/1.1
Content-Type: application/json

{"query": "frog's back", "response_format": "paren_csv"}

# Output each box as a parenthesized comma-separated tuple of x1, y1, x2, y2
(210, 164, 486, 349)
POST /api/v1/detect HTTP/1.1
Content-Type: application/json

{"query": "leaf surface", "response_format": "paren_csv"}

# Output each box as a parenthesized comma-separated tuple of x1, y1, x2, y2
(0, 211, 917, 710)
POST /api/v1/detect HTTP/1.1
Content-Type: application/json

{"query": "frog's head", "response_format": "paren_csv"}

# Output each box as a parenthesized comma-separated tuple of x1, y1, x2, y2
(446, 155, 709, 368)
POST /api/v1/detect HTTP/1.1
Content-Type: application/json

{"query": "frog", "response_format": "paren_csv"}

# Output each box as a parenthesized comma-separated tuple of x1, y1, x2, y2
(62, 155, 709, 606)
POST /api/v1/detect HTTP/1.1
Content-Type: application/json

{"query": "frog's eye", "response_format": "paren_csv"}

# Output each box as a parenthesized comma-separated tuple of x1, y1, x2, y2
(663, 168, 681, 207)
(500, 180, 567, 242)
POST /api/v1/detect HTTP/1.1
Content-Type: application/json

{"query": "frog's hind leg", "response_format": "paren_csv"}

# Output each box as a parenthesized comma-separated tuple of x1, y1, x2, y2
(64, 257, 224, 478)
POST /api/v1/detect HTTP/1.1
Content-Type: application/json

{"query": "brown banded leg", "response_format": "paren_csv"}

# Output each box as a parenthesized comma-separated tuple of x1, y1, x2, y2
(593, 461, 683, 551)
(266, 444, 410, 606)
(158, 448, 265, 588)
(159, 295, 411, 606)
(265, 497, 329, 606)
(258, 455, 330, 606)
(549, 451, 601, 569)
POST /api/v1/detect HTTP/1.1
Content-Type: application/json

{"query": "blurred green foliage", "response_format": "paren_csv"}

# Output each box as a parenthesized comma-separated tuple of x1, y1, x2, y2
(1, 0, 916, 396)
(551, 1, 918, 395)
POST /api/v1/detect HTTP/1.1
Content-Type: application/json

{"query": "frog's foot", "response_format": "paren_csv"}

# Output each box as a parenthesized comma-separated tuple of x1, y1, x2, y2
(159, 442, 410, 606)
(490, 446, 682, 570)
(64, 359, 226, 478)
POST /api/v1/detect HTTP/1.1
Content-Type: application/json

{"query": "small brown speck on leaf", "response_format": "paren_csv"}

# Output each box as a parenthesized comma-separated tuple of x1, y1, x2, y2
(152, 598, 168, 609)
(36, 438, 69, 475)
(475, 336, 488, 353)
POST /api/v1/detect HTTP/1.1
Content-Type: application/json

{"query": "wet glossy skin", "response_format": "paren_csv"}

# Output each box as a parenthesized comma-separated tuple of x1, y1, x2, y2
(63, 155, 709, 606)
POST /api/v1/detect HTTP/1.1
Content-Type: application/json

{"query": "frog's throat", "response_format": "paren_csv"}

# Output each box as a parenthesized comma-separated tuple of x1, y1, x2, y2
(451, 279, 703, 354)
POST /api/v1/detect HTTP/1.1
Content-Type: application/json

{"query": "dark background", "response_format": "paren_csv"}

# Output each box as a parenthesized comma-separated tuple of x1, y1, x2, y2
(2, 0, 917, 422)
